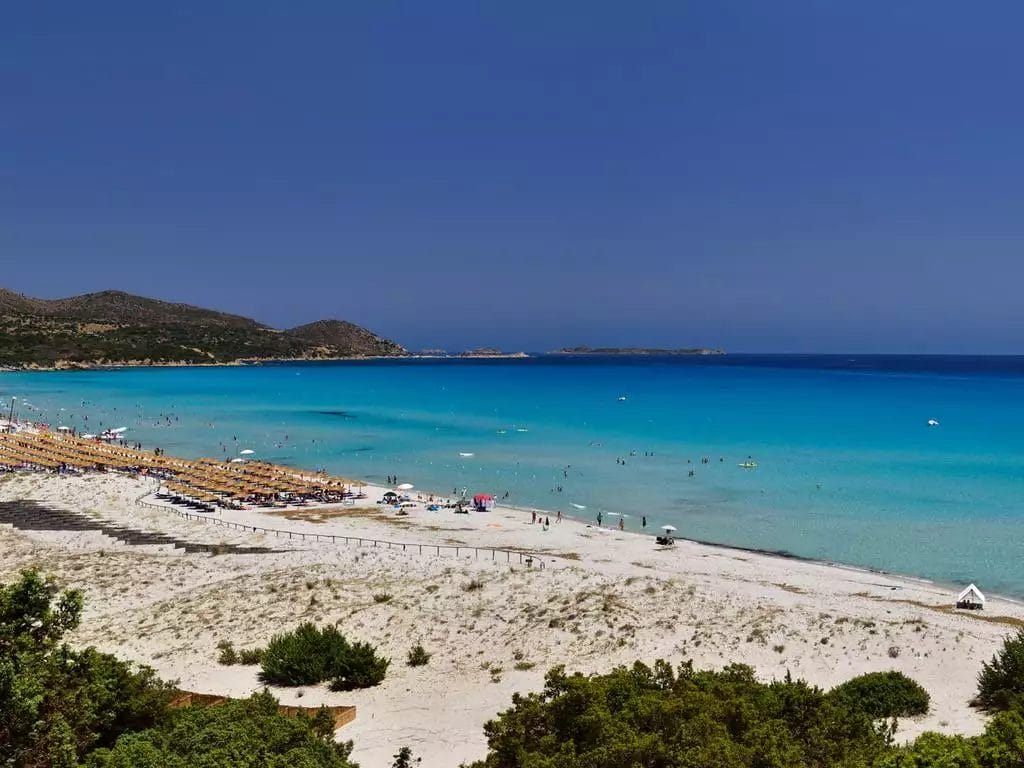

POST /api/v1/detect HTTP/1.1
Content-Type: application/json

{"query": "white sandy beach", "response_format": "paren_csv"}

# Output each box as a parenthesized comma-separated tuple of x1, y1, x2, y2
(0, 471, 1020, 767)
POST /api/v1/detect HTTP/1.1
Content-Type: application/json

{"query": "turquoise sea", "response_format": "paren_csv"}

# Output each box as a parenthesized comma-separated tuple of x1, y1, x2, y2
(3, 355, 1024, 595)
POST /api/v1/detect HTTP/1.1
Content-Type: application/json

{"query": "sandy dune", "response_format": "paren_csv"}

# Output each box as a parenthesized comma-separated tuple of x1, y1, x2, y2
(0, 471, 1019, 767)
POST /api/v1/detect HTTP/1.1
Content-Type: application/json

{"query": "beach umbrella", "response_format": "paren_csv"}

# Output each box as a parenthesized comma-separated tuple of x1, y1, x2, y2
(57, 426, 71, 431)
(396, 482, 414, 490)
(661, 525, 677, 532)
(230, 458, 246, 463)
(239, 449, 255, 455)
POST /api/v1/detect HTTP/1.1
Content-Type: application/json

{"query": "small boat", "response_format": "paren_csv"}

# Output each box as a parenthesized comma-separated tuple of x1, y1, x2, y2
(571, 503, 586, 509)
(459, 452, 475, 458)
(515, 428, 529, 433)
(927, 419, 940, 427)
(738, 461, 758, 469)
(617, 395, 628, 402)
(496, 429, 507, 434)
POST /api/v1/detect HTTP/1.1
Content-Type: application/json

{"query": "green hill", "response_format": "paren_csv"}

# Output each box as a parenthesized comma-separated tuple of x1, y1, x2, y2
(0, 288, 407, 368)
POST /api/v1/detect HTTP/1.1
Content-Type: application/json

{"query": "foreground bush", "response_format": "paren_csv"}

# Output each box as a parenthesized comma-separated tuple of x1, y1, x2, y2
(830, 671, 930, 719)
(974, 629, 1024, 712)
(259, 623, 388, 690)
(84, 690, 356, 768)
(329, 641, 390, 691)
(0, 569, 175, 767)
(879, 707, 1024, 768)
(467, 661, 891, 768)
(260, 623, 351, 686)
(468, 660, 1024, 768)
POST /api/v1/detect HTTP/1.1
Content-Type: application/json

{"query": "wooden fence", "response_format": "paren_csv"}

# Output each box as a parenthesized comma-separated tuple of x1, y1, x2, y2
(170, 690, 356, 729)
(136, 496, 547, 568)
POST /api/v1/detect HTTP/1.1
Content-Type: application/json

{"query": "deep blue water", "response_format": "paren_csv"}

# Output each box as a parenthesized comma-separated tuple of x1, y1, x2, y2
(3, 355, 1024, 595)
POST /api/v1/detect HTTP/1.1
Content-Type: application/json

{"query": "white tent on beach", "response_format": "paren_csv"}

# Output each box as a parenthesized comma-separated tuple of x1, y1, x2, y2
(956, 584, 986, 610)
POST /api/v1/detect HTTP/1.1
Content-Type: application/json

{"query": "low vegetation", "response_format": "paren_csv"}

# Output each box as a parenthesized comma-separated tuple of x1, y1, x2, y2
(407, 643, 431, 667)
(829, 671, 930, 719)
(468, 650, 1024, 768)
(974, 628, 1024, 712)
(259, 622, 389, 691)
(216, 640, 264, 667)
(0, 570, 354, 767)
(84, 691, 355, 767)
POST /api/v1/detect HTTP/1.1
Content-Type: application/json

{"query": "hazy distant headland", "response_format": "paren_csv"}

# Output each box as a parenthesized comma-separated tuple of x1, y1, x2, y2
(0, 286, 722, 370)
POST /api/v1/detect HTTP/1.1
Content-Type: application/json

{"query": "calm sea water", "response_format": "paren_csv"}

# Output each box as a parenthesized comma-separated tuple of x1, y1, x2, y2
(3, 355, 1024, 595)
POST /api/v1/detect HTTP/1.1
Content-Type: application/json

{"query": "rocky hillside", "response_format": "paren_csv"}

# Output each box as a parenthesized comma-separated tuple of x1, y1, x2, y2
(286, 320, 406, 357)
(0, 288, 407, 368)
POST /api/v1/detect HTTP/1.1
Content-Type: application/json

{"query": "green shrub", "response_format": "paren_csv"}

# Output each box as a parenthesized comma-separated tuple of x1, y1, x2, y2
(392, 745, 420, 767)
(407, 643, 431, 667)
(974, 629, 1024, 712)
(466, 660, 891, 768)
(259, 623, 351, 686)
(84, 690, 355, 768)
(216, 640, 237, 665)
(329, 641, 390, 691)
(829, 670, 930, 718)
(259, 623, 388, 690)
(237, 647, 265, 665)
(0, 570, 175, 767)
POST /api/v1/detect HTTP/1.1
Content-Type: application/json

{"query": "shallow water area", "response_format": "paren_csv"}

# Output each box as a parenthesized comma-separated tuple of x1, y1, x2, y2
(4, 354, 1023, 594)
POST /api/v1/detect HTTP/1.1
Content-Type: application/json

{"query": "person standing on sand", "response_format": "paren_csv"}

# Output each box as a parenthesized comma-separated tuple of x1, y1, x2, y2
(596, 511, 603, 527)
(531, 510, 536, 524)
(618, 517, 624, 531)
(556, 510, 562, 522)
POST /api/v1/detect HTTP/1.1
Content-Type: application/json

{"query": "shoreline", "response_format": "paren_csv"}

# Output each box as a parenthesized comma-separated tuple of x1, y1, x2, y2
(477, 496, 1013, 605)
(0, 354, 544, 372)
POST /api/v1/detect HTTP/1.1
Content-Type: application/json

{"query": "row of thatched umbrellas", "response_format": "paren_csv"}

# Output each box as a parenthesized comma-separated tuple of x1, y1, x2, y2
(0, 430, 357, 506)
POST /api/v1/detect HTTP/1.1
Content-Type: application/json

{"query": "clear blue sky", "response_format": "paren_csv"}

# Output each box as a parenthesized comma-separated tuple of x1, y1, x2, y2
(3, 2, 1022, 352)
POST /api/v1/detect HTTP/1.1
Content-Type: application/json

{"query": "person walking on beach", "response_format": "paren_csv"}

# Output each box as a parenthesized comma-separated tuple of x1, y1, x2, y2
(618, 517, 624, 531)
(556, 510, 562, 522)
(596, 511, 603, 527)
(531, 510, 536, 524)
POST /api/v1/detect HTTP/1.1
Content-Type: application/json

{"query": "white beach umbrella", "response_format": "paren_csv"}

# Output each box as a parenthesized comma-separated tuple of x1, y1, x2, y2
(396, 483, 414, 490)
(81, 434, 96, 439)
(56, 426, 71, 431)
(239, 449, 255, 455)
(230, 458, 246, 463)
(661, 525, 677, 532)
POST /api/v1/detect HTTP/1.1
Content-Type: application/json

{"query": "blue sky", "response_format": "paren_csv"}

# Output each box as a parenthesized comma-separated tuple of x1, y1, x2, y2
(3, 2, 1022, 352)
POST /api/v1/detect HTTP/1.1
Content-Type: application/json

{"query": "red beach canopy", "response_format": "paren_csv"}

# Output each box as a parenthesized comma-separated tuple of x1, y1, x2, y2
(473, 494, 494, 502)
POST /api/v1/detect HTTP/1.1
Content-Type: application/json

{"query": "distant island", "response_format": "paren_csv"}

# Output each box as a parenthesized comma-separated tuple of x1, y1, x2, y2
(0, 288, 407, 369)
(458, 347, 530, 359)
(553, 346, 724, 356)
